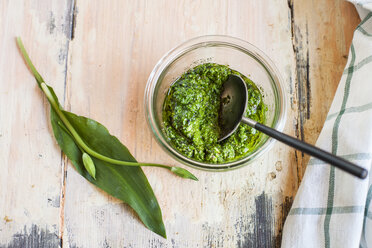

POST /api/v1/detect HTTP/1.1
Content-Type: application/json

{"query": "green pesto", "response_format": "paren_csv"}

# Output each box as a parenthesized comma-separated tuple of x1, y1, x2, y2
(162, 63, 267, 163)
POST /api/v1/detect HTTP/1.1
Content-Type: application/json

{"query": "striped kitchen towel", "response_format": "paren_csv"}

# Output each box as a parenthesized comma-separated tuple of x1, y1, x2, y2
(281, 3, 372, 248)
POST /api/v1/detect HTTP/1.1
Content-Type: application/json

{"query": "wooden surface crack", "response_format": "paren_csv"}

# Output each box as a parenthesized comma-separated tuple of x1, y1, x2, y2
(59, 1, 77, 247)
(288, 0, 311, 181)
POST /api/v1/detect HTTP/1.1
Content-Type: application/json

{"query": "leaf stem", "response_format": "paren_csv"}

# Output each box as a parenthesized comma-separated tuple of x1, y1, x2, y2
(17, 37, 197, 181)
(57, 121, 85, 153)
(16, 37, 44, 86)
(41, 83, 170, 169)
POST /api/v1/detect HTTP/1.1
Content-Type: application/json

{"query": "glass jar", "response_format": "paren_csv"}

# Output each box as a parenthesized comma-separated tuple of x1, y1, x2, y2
(145, 35, 287, 171)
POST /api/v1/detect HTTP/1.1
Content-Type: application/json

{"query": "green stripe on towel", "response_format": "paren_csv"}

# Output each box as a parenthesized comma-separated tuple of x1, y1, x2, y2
(326, 102, 372, 121)
(325, 43, 356, 248)
(290, 206, 364, 215)
(308, 153, 372, 166)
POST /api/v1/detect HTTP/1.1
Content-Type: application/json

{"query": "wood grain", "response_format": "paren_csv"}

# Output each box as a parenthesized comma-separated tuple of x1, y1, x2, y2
(0, 0, 74, 247)
(0, 0, 360, 247)
(63, 0, 295, 247)
(290, 0, 360, 180)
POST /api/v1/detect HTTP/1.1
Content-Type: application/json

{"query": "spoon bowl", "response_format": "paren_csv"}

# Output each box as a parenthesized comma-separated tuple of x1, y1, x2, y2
(218, 75, 248, 142)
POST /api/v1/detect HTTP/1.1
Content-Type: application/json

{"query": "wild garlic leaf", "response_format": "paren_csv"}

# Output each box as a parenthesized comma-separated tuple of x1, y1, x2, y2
(51, 110, 166, 237)
(17, 37, 167, 238)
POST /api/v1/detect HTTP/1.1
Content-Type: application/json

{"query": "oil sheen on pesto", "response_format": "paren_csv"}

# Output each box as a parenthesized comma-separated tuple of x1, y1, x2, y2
(162, 63, 267, 163)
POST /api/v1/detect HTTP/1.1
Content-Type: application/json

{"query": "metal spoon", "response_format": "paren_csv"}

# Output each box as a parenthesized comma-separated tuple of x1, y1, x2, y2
(219, 74, 368, 179)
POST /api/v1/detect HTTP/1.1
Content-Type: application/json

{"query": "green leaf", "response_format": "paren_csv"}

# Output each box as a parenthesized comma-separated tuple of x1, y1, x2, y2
(82, 153, 96, 180)
(51, 108, 166, 238)
(170, 167, 198, 181)
(17, 37, 167, 238)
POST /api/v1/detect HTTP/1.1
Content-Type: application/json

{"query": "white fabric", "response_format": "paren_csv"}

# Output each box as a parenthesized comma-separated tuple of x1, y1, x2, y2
(282, 3, 372, 248)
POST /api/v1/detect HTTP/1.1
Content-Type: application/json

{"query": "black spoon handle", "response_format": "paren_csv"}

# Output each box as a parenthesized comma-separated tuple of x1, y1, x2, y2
(242, 117, 368, 179)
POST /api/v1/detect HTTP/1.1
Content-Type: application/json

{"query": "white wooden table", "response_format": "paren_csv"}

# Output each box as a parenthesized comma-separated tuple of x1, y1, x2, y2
(0, 0, 360, 247)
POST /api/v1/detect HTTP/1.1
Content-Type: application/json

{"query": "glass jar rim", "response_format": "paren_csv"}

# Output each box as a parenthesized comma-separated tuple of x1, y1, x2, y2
(145, 35, 287, 171)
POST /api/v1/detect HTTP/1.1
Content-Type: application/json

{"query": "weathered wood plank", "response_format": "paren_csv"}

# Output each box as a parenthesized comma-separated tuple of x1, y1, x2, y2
(0, 0, 74, 247)
(62, 1, 296, 247)
(290, 0, 360, 181)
